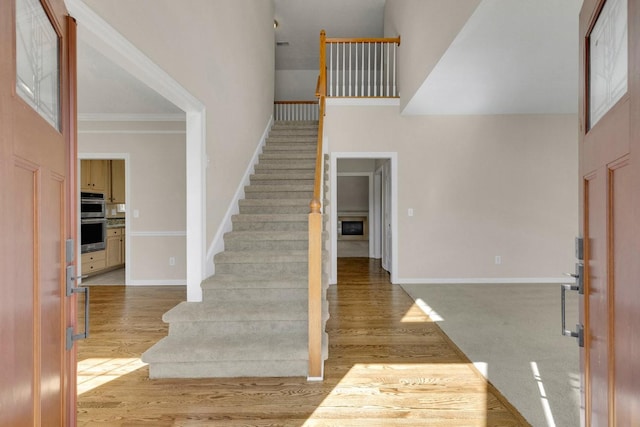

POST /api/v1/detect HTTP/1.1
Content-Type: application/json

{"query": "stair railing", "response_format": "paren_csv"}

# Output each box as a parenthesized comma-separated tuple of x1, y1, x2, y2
(273, 101, 319, 121)
(307, 30, 328, 380)
(322, 30, 401, 98)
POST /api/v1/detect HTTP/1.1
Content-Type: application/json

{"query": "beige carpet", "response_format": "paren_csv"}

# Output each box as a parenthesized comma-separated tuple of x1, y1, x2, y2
(401, 282, 580, 427)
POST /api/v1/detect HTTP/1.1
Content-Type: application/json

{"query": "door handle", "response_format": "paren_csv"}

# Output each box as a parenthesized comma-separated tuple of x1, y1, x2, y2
(561, 263, 584, 347)
(66, 265, 90, 350)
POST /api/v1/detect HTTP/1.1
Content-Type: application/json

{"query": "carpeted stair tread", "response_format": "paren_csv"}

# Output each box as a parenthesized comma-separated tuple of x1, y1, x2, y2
(163, 300, 307, 323)
(214, 250, 308, 264)
(142, 333, 308, 364)
(201, 274, 306, 290)
(224, 230, 308, 241)
(232, 213, 308, 222)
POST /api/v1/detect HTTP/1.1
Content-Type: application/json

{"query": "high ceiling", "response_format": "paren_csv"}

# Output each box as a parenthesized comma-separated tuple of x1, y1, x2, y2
(75, 0, 582, 117)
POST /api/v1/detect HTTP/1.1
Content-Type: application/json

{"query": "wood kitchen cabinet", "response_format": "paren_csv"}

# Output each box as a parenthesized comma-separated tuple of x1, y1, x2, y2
(81, 250, 106, 275)
(80, 159, 109, 192)
(109, 160, 125, 203)
(106, 227, 125, 268)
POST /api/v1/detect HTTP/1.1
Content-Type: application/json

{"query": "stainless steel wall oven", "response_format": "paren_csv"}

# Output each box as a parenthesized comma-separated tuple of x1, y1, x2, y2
(80, 192, 106, 253)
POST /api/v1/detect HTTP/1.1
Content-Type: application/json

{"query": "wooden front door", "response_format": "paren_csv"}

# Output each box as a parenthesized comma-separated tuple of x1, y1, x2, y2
(579, 0, 640, 424)
(0, 0, 77, 425)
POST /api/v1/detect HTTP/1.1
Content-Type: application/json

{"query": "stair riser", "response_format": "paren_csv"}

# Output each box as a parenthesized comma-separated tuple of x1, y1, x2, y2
(259, 153, 316, 161)
(249, 179, 315, 186)
(232, 222, 307, 231)
(216, 262, 307, 275)
(255, 162, 315, 170)
(225, 240, 308, 251)
(239, 205, 310, 214)
(244, 192, 313, 200)
(148, 360, 308, 379)
(169, 319, 308, 337)
(263, 145, 316, 152)
(202, 288, 307, 301)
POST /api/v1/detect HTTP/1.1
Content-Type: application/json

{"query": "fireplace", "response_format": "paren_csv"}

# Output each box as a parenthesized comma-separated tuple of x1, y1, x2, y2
(338, 215, 368, 240)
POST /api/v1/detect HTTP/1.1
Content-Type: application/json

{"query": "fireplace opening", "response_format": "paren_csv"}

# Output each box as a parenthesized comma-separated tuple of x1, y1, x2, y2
(338, 215, 368, 240)
(342, 221, 364, 236)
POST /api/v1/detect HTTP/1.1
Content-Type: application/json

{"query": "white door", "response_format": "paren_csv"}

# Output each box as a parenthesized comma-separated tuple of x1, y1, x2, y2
(381, 160, 392, 273)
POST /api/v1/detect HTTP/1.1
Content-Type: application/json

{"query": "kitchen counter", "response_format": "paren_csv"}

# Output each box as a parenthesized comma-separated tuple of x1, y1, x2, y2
(107, 218, 125, 228)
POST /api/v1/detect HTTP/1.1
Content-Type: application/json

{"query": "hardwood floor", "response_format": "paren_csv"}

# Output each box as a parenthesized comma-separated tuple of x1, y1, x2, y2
(77, 258, 529, 426)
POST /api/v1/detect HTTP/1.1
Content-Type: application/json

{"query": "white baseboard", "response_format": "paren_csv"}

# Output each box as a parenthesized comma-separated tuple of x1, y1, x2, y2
(205, 116, 273, 277)
(396, 277, 575, 285)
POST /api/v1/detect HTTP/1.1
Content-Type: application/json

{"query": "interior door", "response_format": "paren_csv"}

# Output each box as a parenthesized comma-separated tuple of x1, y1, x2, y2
(381, 160, 392, 273)
(0, 0, 77, 425)
(579, 0, 640, 424)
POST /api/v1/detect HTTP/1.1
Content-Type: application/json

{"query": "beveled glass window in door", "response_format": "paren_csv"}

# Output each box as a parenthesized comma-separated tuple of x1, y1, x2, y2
(15, 0, 61, 131)
(589, 0, 627, 129)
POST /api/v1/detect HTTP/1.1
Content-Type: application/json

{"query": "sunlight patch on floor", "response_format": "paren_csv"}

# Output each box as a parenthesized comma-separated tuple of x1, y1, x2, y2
(530, 361, 557, 427)
(305, 363, 487, 425)
(401, 298, 444, 323)
(77, 357, 146, 395)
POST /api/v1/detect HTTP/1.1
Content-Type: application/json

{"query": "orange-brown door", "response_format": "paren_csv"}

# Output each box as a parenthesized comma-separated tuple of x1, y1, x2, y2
(579, 0, 640, 424)
(0, 0, 77, 425)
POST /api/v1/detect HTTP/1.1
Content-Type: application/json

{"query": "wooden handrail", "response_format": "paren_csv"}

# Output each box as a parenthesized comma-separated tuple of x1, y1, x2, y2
(326, 36, 401, 45)
(308, 30, 327, 380)
(274, 100, 317, 105)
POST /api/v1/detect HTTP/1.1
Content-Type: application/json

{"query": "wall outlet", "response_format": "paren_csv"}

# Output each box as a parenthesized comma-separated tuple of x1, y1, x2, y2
(495, 255, 502, 265)
(133, 209, 140, 218)
(169, 257, 175, 266)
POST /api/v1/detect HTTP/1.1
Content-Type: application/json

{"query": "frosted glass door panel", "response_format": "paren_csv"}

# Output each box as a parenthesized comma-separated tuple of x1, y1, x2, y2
(589, 0, 627, 128)
(15, 0, 60, 131)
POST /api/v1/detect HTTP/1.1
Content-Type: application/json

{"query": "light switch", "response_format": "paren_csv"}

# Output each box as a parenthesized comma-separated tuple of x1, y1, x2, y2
(408, 208, 414, 217)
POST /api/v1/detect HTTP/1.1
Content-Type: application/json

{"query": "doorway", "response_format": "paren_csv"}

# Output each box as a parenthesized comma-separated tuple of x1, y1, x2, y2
(330, 153, 398, 285)
(78, 154, 129, 285)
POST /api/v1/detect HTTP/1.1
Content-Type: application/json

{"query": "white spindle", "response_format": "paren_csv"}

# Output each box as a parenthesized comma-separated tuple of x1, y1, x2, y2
(368, 42, 371, 96)
(348, 42, 352, 96)
(393, 43, 397, 97)
(373, 42, 377, 96)
(329, 43, 333, 97)
(386, 43, 390, 97)
(361, 43, 365, 96)
(379, 43, 384, 96)
(341, 43, 347, 96)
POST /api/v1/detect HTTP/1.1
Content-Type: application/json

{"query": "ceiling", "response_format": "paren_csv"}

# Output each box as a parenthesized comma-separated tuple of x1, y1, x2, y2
(76, 0, 582, 117)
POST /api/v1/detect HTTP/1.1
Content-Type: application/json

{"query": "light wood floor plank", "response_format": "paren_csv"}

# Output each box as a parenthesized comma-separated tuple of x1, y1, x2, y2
(77, 258, 529, 426)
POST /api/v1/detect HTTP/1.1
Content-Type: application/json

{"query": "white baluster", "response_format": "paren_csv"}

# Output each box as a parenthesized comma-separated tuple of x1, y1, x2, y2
(368, 42, 371, 96)
(386, 43, 390, 97)
(393, 43, 397, 97)
(329, 43, 333, 97)
(374, 43, 378, 96)
(361, 42, 365, 96)
(342, 42, 346, 96)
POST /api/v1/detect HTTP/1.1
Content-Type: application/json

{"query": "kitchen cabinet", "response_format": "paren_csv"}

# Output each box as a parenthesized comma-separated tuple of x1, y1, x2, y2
(81, 159, 109, 193)
(81, 250, 106, 275)
(109, 160, 125, 203)
(106, 227, 125, 268)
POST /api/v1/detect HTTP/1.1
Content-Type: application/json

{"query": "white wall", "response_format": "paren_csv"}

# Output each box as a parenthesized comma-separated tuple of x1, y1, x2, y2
(275, 70, 318, 101)
(82, 0, 276, 259)
(79, 119, 187, 284)
(325, 106, 579, 282)
(384, 0, 480, 111)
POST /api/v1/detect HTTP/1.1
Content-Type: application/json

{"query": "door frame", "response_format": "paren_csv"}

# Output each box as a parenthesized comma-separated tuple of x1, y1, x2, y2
(336, 171, 376, 258)
(330, 152, 398, 284)
(77, 153, 130, 284)
(66, 0, 206, 301)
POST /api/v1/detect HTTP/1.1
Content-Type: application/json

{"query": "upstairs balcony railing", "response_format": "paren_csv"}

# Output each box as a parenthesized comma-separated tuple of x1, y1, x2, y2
(320, 30, 401, 98)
